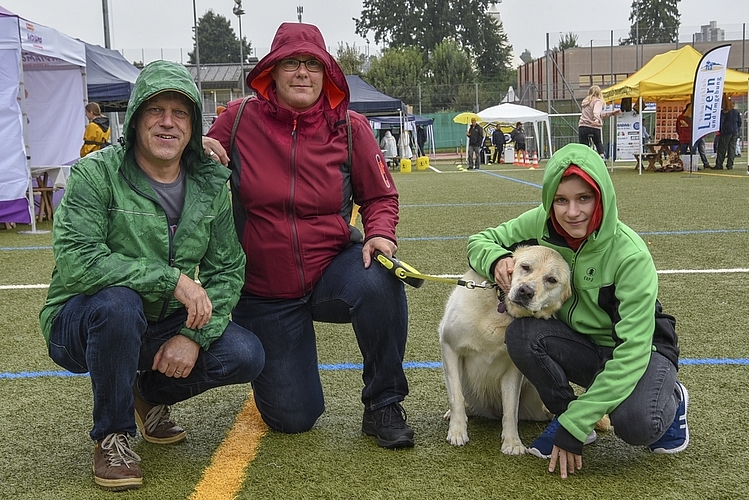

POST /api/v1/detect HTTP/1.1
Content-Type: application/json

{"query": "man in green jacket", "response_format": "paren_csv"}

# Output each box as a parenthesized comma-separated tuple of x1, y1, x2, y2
(39, 60, 264, 491)
(468, 143, 688, 478)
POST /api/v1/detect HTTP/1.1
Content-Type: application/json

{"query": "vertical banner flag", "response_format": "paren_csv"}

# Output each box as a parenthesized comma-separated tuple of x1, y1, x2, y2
(692, 44, 731, 146)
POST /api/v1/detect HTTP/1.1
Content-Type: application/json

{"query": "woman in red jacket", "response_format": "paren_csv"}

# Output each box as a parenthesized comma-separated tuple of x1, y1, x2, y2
(207, 22, 413, 449)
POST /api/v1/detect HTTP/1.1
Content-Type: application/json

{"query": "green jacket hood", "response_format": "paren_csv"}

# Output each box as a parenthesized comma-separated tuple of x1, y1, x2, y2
(123, 60, 206, 161)
(541, 143, 618, 249)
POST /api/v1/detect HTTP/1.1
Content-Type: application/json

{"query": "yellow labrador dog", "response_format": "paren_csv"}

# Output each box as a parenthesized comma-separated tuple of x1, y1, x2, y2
(439, 245, 571, 455)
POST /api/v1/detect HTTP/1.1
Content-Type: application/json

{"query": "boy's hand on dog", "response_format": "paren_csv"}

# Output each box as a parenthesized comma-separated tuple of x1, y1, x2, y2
(549, 446, 582, 479)
(493, 256, 514, 292)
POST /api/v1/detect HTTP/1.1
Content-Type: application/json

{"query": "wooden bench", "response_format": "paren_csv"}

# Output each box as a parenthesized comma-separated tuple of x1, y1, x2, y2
(633, 152, 660, 171)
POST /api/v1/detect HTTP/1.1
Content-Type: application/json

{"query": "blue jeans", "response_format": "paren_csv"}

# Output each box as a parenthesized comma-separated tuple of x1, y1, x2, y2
(232, 243, 409, 433)
(48, 287, 264, 441)
(506, 317, 679, 446)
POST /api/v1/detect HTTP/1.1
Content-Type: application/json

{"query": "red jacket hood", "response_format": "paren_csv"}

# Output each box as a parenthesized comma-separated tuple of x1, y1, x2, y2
(247, 23, 348, 111)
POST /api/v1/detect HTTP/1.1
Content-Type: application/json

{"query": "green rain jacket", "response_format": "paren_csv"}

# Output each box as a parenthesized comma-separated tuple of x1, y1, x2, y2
(467, 143, 679, 448)
(39, 60, 245, 351)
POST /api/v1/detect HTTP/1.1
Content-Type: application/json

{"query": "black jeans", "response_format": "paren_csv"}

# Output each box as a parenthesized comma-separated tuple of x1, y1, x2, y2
(579, 126, 604, 155)
(505, 317, 679, 445)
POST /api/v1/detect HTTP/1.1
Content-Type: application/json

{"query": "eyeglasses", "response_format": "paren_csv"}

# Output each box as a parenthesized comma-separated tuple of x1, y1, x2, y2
(278, 58, 324, 73)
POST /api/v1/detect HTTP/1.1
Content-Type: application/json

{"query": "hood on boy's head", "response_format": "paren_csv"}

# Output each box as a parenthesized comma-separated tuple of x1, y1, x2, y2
(246, 22, 348, 110)
(541, 143, 617, 228)
(123, 60, 204, 157)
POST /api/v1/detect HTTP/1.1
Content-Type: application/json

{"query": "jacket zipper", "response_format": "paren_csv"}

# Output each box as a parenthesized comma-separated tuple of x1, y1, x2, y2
(289, 119, 306, 294)
(121, 171, 175, 321)
(564, 240, 587, 324)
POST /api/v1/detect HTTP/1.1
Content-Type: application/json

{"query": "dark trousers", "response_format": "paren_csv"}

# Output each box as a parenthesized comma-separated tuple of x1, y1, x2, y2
(232, 244, 409, 433)
(505, 317, 680, 445)
(49, 287, 264, 441)
(579, 126, 604, 155)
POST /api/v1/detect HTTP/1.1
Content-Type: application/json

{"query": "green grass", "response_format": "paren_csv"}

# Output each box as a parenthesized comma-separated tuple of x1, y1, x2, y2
(2, 161, 749, 498)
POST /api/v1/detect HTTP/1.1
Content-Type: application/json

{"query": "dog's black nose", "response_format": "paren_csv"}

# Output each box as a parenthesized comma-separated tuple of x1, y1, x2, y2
(516, 284, 535, 301)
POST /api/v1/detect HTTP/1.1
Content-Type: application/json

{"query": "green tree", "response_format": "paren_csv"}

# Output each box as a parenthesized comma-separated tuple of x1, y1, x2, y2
(556, 32, 580, 51)
(355, 0, 514, 82)
(365, 47, 427, 108)
(189, 10, 252, 64)
(336, 43, 366, 76)
(427, 40, 475, 111)
(622, 0, 681, 45)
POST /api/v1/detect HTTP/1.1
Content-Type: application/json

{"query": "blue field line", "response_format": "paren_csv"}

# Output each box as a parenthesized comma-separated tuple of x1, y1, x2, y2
(476, 170, 543, 188)
(2, 358, 746, 380)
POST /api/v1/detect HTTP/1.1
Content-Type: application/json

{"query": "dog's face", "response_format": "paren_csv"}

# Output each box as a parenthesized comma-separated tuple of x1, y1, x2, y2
(505, 246, 571, 320)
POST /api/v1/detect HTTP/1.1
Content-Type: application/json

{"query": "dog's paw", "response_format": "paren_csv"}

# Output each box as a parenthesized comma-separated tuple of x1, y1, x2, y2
(501, 438, 527, 456)
(446, 429, 469, 446)
(446, 418, 469, 446)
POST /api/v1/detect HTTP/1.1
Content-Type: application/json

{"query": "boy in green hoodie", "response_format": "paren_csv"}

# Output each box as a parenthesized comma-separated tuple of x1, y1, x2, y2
(468, 143, 688, 478)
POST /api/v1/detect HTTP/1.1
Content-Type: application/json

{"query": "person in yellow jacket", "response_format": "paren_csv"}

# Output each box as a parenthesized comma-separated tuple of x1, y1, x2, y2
(80, 102, 111, 157)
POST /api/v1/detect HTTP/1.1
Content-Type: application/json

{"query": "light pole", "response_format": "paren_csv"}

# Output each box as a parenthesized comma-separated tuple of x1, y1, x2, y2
(101, 0, 111, 48)
(192, 0, 203, 107)
(297, 6, 303, 23)
(233, 0, 245, 97)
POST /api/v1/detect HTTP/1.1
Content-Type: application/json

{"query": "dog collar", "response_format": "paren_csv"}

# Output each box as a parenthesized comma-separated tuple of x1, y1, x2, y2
(497, 289, 507, 314)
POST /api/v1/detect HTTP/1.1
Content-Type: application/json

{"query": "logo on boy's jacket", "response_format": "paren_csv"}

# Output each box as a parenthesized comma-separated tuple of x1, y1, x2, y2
(584, 267, 596, 281)
(375, 154, 391, 189)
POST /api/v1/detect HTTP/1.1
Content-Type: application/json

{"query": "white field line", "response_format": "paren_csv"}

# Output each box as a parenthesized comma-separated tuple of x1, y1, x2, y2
(2, 268, 748, 291)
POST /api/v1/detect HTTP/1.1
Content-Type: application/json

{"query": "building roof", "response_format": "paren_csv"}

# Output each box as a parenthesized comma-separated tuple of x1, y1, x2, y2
(186, 60, 257, 90)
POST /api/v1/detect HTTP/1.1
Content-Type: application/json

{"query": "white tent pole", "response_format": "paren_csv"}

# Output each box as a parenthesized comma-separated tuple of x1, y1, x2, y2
(18, 53, 38, 233)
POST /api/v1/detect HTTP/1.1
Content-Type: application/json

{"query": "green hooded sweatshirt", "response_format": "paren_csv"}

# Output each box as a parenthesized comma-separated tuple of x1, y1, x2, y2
(467, 143, 678, 447)
(39, 60, 245, 351)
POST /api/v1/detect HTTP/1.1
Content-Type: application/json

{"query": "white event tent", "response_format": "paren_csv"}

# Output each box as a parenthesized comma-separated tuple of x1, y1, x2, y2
(477, 103, 553, 158)
(0, 6, 86, 228)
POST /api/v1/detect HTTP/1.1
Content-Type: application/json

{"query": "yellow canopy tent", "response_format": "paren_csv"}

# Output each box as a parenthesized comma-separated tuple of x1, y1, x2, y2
(602, 45, 748, 101)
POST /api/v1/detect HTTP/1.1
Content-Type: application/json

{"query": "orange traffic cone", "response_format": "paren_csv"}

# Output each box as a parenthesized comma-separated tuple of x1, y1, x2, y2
(524, 151, 531, 167)
(532, 152, 539, 168)
(513, 151, 520, 165)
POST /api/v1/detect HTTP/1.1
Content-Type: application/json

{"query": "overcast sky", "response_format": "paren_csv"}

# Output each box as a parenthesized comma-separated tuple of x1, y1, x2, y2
(2, 0, 747, 64)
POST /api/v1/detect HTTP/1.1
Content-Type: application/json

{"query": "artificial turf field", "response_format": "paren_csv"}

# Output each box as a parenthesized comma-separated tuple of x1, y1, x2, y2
(1, 159, 748, 499)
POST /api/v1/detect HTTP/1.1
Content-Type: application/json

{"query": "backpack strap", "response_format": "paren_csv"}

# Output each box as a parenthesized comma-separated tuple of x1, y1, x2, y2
(345, 110, 352, 169)
(229, 97, 252, 158)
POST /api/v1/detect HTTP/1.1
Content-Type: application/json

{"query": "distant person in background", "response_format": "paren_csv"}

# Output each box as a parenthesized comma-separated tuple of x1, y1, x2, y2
(578, 85, 621, 158)
(675, 102, 710, 170)
(511, 122, 526, 154)
(466, 117, 483, 169)
(491, 125, 506, 164)
(380, 129, 398, 167)
(80, 102, 111, 157)
(211, 104, 227, 124)
(399, 129, 414, 160)
(416, 125, 427, 157)
(713, 95, 742, 170)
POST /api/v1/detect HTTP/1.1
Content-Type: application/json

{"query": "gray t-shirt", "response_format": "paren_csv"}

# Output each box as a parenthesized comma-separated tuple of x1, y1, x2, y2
(145, 167, 186, 236)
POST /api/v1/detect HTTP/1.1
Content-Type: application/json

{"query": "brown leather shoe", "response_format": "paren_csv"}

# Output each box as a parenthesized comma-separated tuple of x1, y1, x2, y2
(93, 433, 142, 491)
(133, 386, 186, 445)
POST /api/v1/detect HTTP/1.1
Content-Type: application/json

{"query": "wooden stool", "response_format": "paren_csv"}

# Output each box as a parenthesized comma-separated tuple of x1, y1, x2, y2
(33, 172, 55, 222)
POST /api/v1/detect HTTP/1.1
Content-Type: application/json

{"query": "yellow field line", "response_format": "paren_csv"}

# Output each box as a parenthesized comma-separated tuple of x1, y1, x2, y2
(190, 392, 268, 500)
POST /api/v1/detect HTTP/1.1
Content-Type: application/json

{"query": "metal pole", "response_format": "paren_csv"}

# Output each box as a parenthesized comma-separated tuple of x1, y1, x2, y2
(192, 0, 203, 106)
(234, 1, 245, 97)
(101, 0, 111, 48)
(546, 32, 551, 112)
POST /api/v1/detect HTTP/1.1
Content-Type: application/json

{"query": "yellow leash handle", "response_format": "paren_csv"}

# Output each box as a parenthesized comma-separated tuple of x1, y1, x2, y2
(374, 251, 425, 288)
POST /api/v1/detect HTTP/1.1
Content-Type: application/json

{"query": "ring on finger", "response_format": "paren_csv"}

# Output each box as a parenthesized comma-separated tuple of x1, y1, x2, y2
(208, 150, 215, 157)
